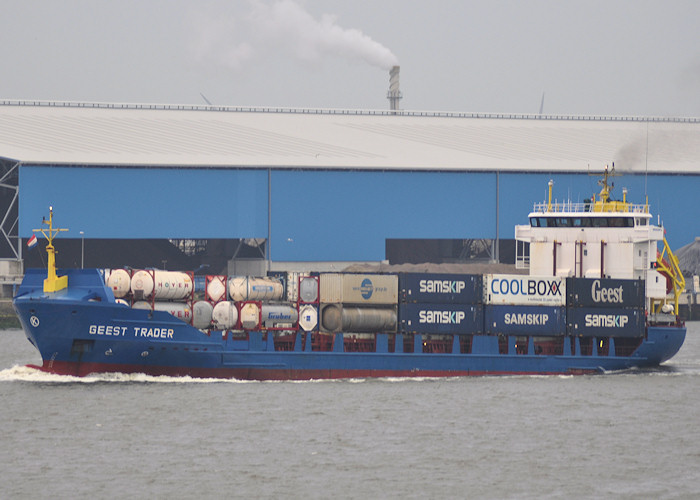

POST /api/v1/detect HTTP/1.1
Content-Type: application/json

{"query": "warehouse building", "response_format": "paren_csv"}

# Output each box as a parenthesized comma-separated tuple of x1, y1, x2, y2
(0, 100, 698, 285)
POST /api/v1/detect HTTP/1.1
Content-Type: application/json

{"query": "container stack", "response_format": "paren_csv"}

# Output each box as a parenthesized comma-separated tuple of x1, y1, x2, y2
(319, 274, 398, 333)
(398, 273, 483, 353)
(566, 278, 645, 338)
(483, 274, 567, 336)
(105, 269, 203, 327)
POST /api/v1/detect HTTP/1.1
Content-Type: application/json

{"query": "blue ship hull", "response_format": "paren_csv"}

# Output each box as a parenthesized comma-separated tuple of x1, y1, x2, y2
(13, 269, 686, 379)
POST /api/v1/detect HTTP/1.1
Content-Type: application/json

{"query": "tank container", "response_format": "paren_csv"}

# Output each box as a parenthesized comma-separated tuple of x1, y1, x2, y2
(228, 276, 284, 302)
(299, 276, 319, 303)
(261, 305, 298, 327)
(131, 270, 193, 300)
(106, 269, 131, 298)
(321, 304, 397, 333)
(298, 305, 318, 332)
(206, 275, 227, 303)
(484, 274, 566, 306)
(132, 300, 192, 322)
(320, 274, 398, 305)
(484, 305, 566, 336)
(212, 301, 239, 330)
(399, 273, 482, 304)
(239, 302, 261, 330)
(399, 302, 483, 334)
(566, 278, 644, 309)
(192, 301, 214, 329)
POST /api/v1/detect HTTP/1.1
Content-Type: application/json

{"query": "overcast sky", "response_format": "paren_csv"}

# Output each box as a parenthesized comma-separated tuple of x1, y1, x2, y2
(2, 0, 699, 117)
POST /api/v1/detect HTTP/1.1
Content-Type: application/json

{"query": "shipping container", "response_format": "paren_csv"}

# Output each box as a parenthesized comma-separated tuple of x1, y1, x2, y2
(320, 304, 397, 333)
(567, 307, 645, 338)
(398, 302, 483, 334)
(566, 278, 644, 308)
(319, 273, 398, 305)
(484, 305, 566, 336)
(484, 274, 566, 306)
(398, 273, 482, 304)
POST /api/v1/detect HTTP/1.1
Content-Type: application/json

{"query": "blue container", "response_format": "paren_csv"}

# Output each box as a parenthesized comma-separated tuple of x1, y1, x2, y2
(399, 273, 482, 304)
(566, 278, 644, 309)
(484, 305, 566, 336)
(399, 302, 483, 334)
(567, 307, 645, 338)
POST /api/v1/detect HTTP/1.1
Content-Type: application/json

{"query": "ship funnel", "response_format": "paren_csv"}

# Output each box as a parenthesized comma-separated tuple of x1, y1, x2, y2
(387, 65, 402, 111)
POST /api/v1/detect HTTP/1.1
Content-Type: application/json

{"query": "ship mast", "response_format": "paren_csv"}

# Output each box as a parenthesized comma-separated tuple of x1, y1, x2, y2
(34, 206, 68, 292)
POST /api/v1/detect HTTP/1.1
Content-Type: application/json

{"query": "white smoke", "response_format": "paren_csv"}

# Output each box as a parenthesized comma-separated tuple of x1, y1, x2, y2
(191, 0, 398, 71)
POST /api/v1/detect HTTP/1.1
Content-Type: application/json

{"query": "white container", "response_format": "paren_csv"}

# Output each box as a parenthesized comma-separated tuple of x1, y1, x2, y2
(239, 302, 261, 330)
(484, 274, 566, 306)
(299, 276, 319, 303)
(132, 300, 192, 322)
(261, 305, 298, 327)
(131, 270, 193, 300)
(228, 276, 284, 302)
(192, 301, 214, 329)
(212, 301, 239, 329)
(320, 274, 398, 305)
(106, 269, 131, 298)
(154, 301, 191, 321)
(298, 304, 318, 332)
(206, 275, 227, 303)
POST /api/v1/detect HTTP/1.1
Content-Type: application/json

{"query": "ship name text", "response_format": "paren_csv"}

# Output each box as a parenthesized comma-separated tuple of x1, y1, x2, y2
(88, 324, 174, 339)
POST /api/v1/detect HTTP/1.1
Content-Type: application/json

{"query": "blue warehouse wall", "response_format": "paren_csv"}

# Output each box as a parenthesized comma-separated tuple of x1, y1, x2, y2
(19, 165, 699, 262)
(19, 166, 269, 239)
(270, 170, 496, 261)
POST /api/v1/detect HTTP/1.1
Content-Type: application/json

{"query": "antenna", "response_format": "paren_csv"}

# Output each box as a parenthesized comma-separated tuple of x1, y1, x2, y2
(538, 92, 545, 115)
(200, 93, 213, 106)
(645, 120, 649, 198)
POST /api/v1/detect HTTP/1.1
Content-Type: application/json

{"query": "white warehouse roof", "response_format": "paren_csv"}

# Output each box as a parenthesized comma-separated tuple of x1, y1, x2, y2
(0, 100, 699, 173)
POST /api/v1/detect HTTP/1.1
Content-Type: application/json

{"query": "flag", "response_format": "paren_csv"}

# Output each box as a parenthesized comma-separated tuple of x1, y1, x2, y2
(27, 234, 37, 249)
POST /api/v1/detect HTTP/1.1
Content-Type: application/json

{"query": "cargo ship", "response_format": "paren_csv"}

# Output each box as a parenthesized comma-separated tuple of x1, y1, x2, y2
(13, 168, 687, 379)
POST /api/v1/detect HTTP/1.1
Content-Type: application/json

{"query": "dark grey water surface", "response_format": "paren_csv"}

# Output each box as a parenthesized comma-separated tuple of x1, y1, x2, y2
(1, 324, 699, 499)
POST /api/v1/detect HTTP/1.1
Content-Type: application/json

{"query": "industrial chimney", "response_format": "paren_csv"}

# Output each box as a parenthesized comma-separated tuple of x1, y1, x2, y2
(387, 65, 402, 111)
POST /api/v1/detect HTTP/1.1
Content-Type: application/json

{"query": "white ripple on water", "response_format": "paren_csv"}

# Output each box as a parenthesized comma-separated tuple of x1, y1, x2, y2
(0, 364, 253, 384)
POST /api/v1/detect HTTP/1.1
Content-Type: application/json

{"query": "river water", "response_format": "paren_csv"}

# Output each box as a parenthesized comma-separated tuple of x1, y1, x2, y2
(1, 324, 699, 499)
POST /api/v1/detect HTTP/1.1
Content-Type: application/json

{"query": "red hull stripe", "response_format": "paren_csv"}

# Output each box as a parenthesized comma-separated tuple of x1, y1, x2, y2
(37, 360, 595, 380)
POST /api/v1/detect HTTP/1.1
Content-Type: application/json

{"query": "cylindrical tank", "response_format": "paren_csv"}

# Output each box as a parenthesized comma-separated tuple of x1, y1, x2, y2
(298, 304, 318, 332)
(131, 270, 193, 300)
(115, 298, 130, 307)
(228, 276, 284, 302)
(299, 276, 319, 303)
(239, 302, 261, 330)
(321, 305, 397, 333)
(192, 301, 214, 329)
(106, 269, 131, 298)
(212, 301, 239, 329)
(154, 302, 191, 322)
(261, 305, 298, 327)
(206, 275, 227, 303)
(131, 300, 192, 322)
